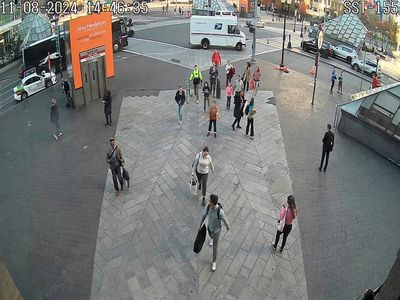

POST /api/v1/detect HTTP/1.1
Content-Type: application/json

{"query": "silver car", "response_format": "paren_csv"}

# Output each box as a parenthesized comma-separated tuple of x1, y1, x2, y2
(333, 45, 358, 64)
(351, 59, 381, 77)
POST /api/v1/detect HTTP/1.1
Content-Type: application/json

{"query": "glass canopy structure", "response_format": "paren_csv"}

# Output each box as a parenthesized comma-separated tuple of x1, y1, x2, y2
(337, 83, 400, 165)
(324, 14, 368, 49)
(18, 13, 52, 48)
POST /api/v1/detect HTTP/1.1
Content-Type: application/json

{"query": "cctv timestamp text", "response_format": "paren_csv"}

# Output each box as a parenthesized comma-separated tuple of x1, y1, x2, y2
(343, 0, 400, 15)
(1, 0, 80, 15)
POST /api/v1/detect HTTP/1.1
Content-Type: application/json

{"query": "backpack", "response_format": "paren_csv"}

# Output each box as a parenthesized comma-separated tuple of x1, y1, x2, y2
(245, 105, 250, 116)
(206, 203, 223, 219)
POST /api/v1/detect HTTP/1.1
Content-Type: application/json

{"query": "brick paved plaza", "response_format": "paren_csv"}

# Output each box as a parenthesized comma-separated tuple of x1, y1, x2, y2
(91, 91, 307, 299)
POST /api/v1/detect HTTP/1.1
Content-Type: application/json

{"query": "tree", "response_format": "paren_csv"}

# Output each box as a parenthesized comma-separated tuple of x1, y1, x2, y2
(330, 0, 343, 16)
(299, 0, 306, 16)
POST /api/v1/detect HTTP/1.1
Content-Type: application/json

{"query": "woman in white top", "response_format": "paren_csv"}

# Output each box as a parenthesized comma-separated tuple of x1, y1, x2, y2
(192, 147, 214, 206)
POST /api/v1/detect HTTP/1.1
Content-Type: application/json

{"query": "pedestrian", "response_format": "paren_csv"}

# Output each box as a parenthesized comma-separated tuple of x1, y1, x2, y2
(330, 66, 337, 93)
(63, 80, 71, 108)
(253, 66, 261, 93)
(103, 90, 112, 126)
(189, 64, 203, 104)
(225, 60, 235, 86)
(242, 61, 251, 92)
(106, 137, 125, 193)
(211, 49, 222, 66)
(244, 97, 256, 139)
(371, 74, 381, 89)
(50, 98, 62, 140)
(337, 71, 343, 94)
(175, 86, 186, 126)
(178, 6, 181, 15)
(233, 74, 243, 96)
(192, 147, 214, 206)
(198, 194, 230, 271)
(207, 101, 219, 138)
(225, 82, 234, 109)
(319, 124, 334, 172)
(162, 5, 164, 13)
(209, 63, 219, 98)
(202, 81, 211, 112)
(272, 195, 297, 253)
(184, 79, 191, 102)
(231, 90, 245, 130)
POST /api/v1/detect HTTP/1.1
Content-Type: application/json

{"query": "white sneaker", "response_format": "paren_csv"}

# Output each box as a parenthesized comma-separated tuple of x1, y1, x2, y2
(53, 134, 58, 140)
(179, 121, 182, 126)
(58, 132, 63, 137)
(196, 100, 199, 104)
(209, 239, 213, 246)
(211, 262, 216, 271)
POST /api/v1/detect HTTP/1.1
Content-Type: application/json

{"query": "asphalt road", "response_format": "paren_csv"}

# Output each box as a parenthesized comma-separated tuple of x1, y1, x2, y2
(134, 22, 282, 48)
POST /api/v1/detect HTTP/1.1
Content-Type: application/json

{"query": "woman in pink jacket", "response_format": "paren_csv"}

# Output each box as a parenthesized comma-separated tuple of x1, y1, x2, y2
(272, 195, 297, 253)
(253, 66, 261, 93)
(225, 82, 234, 110)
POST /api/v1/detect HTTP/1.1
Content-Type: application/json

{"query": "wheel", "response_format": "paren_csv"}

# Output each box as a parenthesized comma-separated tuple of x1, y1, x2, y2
(45, 80, 53, 88)
(235, 42, 243, 51)
(352, 64, 359, 71)
(346, 57, 352, 64)
(21, 92, 28, 101)
(201, 39, 210, 50)
(302, 45, 308, 52)
(113, 42, 120, 52)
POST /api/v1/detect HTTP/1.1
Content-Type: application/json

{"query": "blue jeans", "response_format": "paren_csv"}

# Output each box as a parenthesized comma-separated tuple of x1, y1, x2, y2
(177, 105, 183, 121)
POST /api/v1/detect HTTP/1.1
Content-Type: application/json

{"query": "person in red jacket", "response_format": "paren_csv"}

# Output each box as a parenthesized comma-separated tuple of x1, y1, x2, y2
(211, 50, 222, 66)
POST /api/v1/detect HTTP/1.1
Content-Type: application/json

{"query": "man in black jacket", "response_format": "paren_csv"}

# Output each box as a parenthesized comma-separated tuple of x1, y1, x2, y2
(103, 90, 112, 126)
(175, 86, 186, 126)
(319, 124, 334, 172)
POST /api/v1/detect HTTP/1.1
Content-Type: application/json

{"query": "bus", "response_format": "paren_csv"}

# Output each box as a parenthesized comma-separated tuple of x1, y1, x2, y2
(112, 17, 129, 52)
(21, 34, 66, 77)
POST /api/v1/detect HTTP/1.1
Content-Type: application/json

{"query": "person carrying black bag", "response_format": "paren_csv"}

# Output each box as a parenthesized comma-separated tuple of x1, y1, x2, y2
(106, 137, 125, 193)
(319, 124, 335, 172)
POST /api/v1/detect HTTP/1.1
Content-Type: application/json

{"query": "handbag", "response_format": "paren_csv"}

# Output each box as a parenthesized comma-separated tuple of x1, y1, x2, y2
(276, 208, 287, 232)
(250, 80, 255, 90)
(190, 174, 198, 195)
(193, 224, 206, 254)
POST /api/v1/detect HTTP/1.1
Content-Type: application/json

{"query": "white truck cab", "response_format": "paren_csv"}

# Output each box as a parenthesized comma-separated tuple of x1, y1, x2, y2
(190, 16, 246, 51)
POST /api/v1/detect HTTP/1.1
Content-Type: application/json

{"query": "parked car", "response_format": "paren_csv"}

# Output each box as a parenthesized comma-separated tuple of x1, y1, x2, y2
(301, 39, 333, 58)
(246, 19, 265, 28)
(332, 45, 358, 64)
(351, 59, 381, 77)
(14, 71, 57, 101)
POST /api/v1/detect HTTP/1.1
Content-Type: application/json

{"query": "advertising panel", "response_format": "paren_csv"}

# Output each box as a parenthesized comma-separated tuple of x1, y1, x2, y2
(69, 12, 114, 89)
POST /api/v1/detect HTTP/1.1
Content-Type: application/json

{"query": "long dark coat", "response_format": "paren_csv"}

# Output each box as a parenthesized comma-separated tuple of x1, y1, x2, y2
(233, 94, 246, 119)
(104, 93, 112, 114)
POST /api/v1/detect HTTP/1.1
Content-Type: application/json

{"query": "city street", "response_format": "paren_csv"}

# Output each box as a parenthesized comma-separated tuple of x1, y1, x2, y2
(0, 12, 400, 300)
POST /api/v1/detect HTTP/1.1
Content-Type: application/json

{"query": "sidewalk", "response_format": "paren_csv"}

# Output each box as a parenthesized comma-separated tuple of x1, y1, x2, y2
(90, 90, 308, 299)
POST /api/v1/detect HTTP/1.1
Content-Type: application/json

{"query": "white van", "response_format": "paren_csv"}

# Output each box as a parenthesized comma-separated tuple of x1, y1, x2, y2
(190, 16, 246, 51)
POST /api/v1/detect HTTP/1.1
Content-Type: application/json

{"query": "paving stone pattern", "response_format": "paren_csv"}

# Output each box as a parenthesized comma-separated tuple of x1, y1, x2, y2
(91, 90, 308, 299)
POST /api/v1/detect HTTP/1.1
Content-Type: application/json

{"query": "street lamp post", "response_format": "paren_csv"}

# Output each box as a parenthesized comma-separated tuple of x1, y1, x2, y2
(311, 28, 323, 106)
(300, 17, 304, 38)
(294, 0, 299, 32)
(280, 0, 291, 68)
(251, 0, 257, 63)
(272, 0, 275, 21)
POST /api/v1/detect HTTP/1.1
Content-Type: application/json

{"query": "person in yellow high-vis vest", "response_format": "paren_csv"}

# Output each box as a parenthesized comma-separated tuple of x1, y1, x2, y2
(189, 65, 203, 103)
